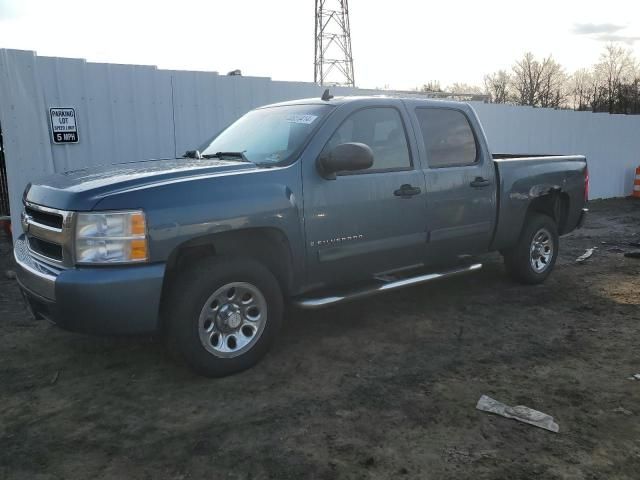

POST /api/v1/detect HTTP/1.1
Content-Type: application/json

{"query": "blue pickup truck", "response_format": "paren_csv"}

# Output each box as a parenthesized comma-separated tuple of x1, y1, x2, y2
(14, 95, 588, 376)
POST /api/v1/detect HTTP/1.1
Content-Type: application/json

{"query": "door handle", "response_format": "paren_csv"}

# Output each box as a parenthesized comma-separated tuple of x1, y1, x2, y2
(394, 184, 422, 197)
(470, 177, 491, 188)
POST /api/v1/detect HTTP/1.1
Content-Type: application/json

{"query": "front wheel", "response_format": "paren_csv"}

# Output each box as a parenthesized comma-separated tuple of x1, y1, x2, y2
(164, 257, 283, 377)
(503, 213, 559, 284)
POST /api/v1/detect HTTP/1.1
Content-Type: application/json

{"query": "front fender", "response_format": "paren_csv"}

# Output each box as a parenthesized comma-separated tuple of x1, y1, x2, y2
(93, 163, 306, 283)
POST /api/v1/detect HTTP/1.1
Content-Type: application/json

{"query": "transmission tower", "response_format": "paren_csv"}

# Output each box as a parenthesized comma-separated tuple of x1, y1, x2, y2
(314, 0, 355, 87)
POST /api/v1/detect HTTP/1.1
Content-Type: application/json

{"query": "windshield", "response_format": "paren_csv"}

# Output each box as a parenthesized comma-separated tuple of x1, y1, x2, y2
(200, 104, 333, 166)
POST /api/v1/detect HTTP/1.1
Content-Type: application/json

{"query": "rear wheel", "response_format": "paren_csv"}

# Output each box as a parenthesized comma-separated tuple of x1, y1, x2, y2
(503, 213, 558, 284)
(165, 257, 283, 377)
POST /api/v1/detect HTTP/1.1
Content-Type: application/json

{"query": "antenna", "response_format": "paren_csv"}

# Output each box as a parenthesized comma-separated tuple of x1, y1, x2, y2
(314, 0, 355, 87)
(321, 88, 334, 101)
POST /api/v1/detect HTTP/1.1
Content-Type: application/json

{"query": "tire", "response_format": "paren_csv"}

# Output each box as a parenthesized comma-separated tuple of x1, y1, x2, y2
(503, 213, 559, 285)
(164, 256, 283, 377)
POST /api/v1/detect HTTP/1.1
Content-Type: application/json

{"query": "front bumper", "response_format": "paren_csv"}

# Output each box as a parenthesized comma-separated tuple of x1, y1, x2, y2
(14, 235, 166, 335)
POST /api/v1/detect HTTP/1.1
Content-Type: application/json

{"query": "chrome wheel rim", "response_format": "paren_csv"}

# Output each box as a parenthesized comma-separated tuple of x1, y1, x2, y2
(198, 282, 267, 358)
(530, 228, 554, 273)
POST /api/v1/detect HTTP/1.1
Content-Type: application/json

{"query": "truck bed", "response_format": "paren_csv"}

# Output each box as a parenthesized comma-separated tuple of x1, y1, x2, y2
(490, 154, 588, 251)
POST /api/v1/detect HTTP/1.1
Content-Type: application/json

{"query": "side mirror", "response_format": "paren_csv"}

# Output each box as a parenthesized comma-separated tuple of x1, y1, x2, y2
(317, 142, 374, 179)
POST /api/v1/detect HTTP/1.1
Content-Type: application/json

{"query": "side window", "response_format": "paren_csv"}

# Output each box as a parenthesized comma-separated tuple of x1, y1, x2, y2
(415, 108, 477, 168)
(324, 108, 412, 172)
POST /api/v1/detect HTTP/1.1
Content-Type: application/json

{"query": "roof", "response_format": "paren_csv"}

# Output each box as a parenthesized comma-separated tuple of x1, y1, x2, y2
(259, 95, 471, 111)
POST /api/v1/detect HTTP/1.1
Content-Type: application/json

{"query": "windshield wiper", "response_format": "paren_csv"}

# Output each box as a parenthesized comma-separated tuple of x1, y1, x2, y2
(183, 150, 202, 159)
(202, 151, 252, 162)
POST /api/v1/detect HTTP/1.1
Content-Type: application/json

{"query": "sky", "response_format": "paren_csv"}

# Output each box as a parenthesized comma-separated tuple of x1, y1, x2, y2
(0, 0, 639, 90)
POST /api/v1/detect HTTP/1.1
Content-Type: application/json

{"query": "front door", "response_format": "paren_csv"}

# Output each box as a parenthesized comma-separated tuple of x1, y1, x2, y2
(303, 105, 427, 287)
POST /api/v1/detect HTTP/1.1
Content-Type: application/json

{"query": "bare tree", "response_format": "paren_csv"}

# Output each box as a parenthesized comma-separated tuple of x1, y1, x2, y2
(511, 52, 538, 106)
(511, 52, 567, 108)
(594, 44, 636, 113)
(447, 82, 484, 95)
(415, 44, 640, 114)
(420, 81, 443, 93)
(569, 69, 596, 110)
(483, 70, 510, 103)
(537, 58, 568, 108)
(617, 78, 640, 114)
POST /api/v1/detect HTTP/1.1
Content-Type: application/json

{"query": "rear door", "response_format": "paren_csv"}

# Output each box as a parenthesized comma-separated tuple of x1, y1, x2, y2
(302, 102, 428, 286)
(410, 106, 496, 260)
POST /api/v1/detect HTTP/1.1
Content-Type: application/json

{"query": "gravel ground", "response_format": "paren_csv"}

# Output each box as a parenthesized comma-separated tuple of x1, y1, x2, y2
(1, 198, 639, 480)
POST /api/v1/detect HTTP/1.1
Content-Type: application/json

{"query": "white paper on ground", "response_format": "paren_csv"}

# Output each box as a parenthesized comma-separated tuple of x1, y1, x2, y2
(576, 247, 596, 262)
(476, 395, 560, 433)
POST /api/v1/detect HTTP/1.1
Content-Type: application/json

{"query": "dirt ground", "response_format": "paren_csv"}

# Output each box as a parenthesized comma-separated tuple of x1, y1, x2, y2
(1, 198, 639, 480)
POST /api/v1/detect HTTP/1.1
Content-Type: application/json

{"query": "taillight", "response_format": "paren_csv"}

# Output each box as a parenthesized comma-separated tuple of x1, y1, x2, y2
(584, 167, 589, 201)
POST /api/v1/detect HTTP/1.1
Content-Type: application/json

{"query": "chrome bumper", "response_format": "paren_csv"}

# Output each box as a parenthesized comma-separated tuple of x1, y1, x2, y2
(13, 236, 61, 300)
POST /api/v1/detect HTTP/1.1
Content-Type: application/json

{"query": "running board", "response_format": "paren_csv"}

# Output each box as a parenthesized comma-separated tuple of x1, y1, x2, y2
(293, 263, 483, 310)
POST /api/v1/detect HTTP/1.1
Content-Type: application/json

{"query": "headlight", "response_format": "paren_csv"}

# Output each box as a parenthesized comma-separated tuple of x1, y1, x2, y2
(75, 210, 149, 264)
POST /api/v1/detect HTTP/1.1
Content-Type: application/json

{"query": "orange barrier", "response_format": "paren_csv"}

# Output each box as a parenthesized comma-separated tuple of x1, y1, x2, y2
(634, 166, 640, 198)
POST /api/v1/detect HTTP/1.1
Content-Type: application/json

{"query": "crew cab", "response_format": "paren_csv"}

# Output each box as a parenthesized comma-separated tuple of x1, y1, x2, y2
(14, 95, 588, 376)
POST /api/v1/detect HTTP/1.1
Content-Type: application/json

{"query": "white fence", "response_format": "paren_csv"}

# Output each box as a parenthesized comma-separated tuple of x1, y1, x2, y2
(1, 48, 639, 238)
(470, 102, 640, 203)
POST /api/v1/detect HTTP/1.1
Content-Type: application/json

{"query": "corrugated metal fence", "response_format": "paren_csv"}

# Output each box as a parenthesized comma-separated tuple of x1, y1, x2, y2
(0, 136, 8, 218)
(1, 48, 640, 239)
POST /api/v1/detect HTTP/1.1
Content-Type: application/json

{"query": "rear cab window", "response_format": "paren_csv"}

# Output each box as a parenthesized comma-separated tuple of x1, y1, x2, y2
(415, 108, 478, 168)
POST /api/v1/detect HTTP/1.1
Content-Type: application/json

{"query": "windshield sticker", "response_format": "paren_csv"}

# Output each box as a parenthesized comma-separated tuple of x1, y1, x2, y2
(285, 114, 318, 124)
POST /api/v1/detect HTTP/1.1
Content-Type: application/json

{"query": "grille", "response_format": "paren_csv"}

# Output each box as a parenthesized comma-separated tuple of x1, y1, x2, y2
(23, 203, 74, 267)
(28, 236, 63, 261)
(25, 206, 63, 229)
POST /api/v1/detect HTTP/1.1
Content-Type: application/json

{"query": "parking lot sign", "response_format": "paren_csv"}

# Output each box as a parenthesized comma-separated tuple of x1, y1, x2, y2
(49, 108, 79, 144)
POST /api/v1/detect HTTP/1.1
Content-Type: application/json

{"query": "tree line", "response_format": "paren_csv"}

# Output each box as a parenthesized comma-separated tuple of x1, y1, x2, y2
(419, 44, 640, 114)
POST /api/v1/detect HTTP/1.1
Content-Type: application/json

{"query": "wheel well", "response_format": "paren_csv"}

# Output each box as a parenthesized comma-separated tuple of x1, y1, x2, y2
(163, 228, 294, 297)
(526, 191, 570, 234)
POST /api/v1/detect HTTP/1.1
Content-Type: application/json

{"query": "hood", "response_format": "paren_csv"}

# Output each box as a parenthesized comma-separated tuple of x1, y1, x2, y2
(25, 158, 257, 211)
